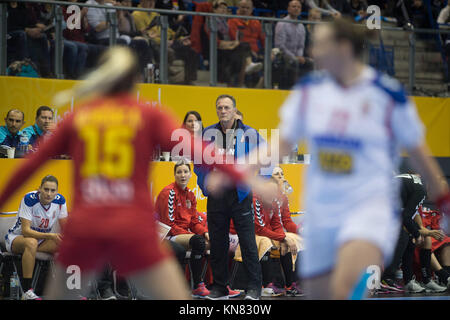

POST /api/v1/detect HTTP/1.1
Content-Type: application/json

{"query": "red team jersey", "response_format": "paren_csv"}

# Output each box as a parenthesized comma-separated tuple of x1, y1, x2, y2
(277, 193, 298, 234)
(0, 93, 244, 275)
(253, 196, 286, 242)
(156, 182, 207, 237)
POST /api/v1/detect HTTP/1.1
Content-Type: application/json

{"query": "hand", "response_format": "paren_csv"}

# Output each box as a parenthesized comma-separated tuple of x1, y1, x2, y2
(412, 235, 424, 246)
(181, 37, 191, 46)
(205, 171, 232, 197)
(26, 28, 42, 39)
(297, 56, 306, 64)
(248, 175, 278, 205)
(281, 237, 297, 255)
(429, 229, 445, 241)
(45, 122, 57, 132)
(50, 233, 63, 244)
(36, 23, 46, 31)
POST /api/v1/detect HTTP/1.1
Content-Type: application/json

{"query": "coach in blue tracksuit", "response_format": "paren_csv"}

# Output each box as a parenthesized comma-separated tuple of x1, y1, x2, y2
(194, 94, 264, 300)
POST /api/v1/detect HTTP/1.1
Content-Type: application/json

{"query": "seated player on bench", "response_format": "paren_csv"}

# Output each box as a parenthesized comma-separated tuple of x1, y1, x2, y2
(155, 159, 210, 298)
(5, 175, 68, 300)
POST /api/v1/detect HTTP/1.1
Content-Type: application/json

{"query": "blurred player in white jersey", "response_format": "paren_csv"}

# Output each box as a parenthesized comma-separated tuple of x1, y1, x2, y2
(245, 18, 450, 299)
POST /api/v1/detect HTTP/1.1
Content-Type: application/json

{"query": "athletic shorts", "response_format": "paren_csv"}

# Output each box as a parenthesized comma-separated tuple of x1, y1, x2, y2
(57, 234, 171, 276)
(5, 233, 45, 253)
(300, 199, 400, 279)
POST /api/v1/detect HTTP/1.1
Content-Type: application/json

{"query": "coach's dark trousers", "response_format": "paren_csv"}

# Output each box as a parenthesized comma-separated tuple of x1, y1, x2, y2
(207, 189, 262, 295)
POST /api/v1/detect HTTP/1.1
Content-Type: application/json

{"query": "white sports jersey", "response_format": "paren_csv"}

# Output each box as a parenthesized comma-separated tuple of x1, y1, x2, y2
(279, 67, 424, 225)
(7, 191, 68, 236)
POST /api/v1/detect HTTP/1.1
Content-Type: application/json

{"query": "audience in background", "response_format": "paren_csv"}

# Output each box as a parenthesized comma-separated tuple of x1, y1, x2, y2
(23, 106, 55, 149)
(0, 109, 26, 149)
(206, 0, 261, 87)
(274, 0, 312, 89)
(86, 0, 128, 45)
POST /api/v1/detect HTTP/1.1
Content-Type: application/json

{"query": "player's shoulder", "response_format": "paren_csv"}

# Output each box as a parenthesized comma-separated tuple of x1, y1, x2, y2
(371, 71, 408, 105)
(161, 183, 177, 196)
(23, 191, 40, 207)
(52, 194, 66, 205)
(294, 70, 330, 89)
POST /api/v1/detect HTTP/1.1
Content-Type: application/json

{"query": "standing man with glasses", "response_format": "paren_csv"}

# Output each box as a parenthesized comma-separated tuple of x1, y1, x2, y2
(195, 94, 264, 300)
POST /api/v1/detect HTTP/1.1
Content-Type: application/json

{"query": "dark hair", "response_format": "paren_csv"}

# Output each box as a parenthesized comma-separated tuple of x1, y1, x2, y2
(36, 106, 53, 119)
(174, 158, 191, 174)
(5, 109, 24, 120)
(216, 94, 236, 109)
(40, 175, 59, 187)
(331, 18, 376, 59)
(182, 111, 204, 131)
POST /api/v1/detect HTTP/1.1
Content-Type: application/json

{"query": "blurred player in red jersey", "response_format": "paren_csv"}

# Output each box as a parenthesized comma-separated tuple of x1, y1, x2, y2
(0, 47, 269, 299)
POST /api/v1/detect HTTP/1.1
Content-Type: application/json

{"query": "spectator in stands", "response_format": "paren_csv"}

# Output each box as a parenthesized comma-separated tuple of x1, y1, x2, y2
(275, 0, 313, 88)
(1, 109, 26, 149)
(228, 0, 265, 87)
(437, 2, 450, 24)
(350, 0, 368, 18)
(156, 159, 211, 298)
(252, 178, 302, 297)
(328, 0, 352, 16)
(6, 2, 29, 66)
(34, 2, 91, 80)
(409, 0, 431, 29)
(15, 2, 53, 77)
(206, 0, 261, 87)
(304, 7, 321, 58)
(86, 0, 128, 45)
(437, 2, 450, 69)
(133, 0, 198, 84)
(4, 175, 68, 300)
(183, 110, 204, 137)
(23, 106, 55, 149)
(62, 0, 106, 71)
(156, 0, 190, 32)
(116, 0, 156, 74)
(228, 0, 265, 57)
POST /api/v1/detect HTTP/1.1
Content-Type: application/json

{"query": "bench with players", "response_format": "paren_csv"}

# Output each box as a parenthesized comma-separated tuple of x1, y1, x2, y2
(1, 106, 450, 300)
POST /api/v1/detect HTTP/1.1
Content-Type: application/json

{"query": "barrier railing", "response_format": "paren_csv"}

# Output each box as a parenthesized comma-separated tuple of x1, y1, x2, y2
(2, 0, 450, 94)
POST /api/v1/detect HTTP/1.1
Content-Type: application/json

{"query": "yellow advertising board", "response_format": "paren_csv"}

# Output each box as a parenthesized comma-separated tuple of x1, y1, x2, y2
(0, 159, 306, 214)
(1, 76, 449, 156)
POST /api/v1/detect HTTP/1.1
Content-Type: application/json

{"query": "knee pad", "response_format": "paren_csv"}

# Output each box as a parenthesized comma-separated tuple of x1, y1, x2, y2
(189, 235, 206, 258)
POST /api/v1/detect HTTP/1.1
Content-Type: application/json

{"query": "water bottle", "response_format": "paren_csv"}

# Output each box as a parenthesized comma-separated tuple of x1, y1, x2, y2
(10, 272, 19, 300)
(19, 134, 29, 154)
(290, 144, 298, 163)
(146, 64, 155, 83)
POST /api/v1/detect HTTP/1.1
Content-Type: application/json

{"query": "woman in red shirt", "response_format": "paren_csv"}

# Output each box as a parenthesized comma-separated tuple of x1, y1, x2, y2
(156, 159, 210, 298)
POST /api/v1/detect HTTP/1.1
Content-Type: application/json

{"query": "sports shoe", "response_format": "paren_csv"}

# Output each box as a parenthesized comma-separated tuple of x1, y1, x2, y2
(99, 287, 117, 300)
(380, 279, 404, 293)
(404, 279, 426, 293)
(244, 289, 261, 300)
(245, 62, 262, 74)
(192, 282, 210, 298)
(206, 289, 229, 300)
(227, 286, 241, 298)
(21, 289, 42, 300)
(422, 279, 447, 293)
(262, 283, 284, 297)
(286, 282, 305, 297)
